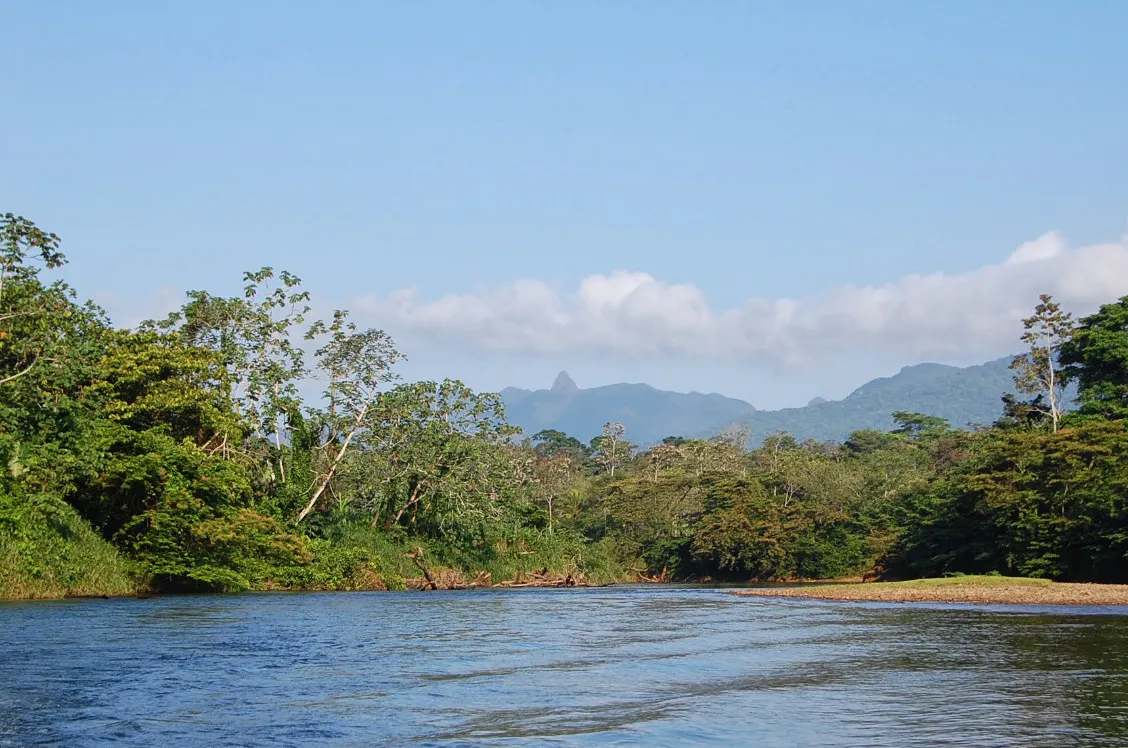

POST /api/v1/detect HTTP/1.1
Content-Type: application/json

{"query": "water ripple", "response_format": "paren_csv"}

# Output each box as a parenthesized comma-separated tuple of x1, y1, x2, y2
(2, 587, 1127, 746)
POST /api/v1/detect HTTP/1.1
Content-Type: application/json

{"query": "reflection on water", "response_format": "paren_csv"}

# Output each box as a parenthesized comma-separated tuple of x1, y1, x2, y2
(2, 587, 1127, 746)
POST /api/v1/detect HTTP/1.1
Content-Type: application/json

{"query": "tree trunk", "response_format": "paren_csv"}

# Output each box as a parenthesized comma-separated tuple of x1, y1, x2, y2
(274, 381, 286, 483)
(405, 548, 437, 590)
(393, 481, 425, 527)
(1047, 344, 1059, 432)
(296, 401, 369, 522)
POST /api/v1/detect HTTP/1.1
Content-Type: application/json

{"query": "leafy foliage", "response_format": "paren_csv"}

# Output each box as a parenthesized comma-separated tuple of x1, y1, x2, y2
(5, 212, 1128, 599)
(1061, 296, 1128, 420)
(1010, 294, 1073, 431)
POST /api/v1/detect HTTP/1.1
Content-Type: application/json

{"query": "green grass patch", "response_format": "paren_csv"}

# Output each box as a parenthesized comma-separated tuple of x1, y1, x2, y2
(881, 575, 1052, 588)
(810, 575, 1054, 591)
(307, 521, 633, 588)
(0, 491, 139, 600)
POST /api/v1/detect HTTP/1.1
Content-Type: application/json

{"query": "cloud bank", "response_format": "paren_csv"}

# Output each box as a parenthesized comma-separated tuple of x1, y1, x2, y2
(360, 230, 1128, 367)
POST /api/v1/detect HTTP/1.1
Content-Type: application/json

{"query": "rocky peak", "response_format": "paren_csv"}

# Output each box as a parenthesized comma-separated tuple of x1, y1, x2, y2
(551, 370, 579, 394)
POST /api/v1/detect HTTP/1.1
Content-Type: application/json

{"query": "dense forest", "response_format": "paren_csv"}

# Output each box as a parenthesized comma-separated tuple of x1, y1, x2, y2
(2, 214, 1127, 599)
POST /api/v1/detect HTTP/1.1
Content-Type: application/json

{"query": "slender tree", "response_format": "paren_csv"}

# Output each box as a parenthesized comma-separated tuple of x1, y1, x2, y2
(296, 311, 401, 522)
(596, 421, 627, 477)
(151, 267, 311, 473)
(1010, 294, 1074, 431)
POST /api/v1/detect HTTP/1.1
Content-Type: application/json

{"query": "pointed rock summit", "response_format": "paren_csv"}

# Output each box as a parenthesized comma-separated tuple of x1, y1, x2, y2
(551, 370, 579, 394)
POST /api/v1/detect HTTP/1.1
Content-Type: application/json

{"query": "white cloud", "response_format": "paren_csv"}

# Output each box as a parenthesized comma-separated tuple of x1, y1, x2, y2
(352, 230, 1128, 367)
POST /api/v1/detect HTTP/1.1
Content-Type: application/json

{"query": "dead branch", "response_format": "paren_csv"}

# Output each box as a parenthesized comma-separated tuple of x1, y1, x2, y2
(405, 547, 437, 590)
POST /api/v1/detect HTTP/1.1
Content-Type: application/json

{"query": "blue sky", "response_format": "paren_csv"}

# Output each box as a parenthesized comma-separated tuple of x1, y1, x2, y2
(4, 1, 1127, 408)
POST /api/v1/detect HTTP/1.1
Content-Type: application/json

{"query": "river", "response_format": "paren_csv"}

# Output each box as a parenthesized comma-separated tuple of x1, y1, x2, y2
(2, 586, 1127, 746)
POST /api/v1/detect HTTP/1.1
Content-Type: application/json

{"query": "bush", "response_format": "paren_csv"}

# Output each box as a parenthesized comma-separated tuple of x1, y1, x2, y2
(0, 490, 137, 599)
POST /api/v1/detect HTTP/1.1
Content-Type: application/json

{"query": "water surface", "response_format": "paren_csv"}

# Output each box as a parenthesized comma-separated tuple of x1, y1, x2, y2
(2, 586, 1127, 746)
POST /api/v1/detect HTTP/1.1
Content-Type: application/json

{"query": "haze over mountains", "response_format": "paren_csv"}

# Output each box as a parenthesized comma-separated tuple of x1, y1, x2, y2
(500, 357, 1024, 447)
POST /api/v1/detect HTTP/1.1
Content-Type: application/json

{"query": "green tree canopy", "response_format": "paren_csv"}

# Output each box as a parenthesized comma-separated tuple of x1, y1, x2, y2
(1060, 295, 1128, 420)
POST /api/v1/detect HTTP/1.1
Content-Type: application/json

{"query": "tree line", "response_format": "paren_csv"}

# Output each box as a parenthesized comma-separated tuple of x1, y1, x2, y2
(2, 214, 1127, 598)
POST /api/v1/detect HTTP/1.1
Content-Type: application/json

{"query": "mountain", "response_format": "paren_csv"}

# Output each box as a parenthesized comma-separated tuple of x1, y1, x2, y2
(500, 372, 758, 447)
(551, 370, 579, 394)
(499, 358, 1026, 447)
(729, 357, 1025, 445)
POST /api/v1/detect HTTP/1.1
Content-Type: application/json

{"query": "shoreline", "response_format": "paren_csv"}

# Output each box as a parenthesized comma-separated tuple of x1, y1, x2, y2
(732, 576, 1128, 606)
(0, 568, 627, 602)
(13, 575, 1128, 607)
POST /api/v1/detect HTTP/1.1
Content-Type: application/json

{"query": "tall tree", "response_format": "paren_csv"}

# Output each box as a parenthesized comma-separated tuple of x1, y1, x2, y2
(595, 421, 628, 477)
(296, 311, 401, 522)
(152, 267, 311, 475)
(0, 214, 68, 386)
(530, 450, 580, 533)
(891, 412, 951, 441)
(1060, 295, 1128, 421)
(1010, 293, 1074, 431)
(337, 379, 517, 535)
(530, 429, 590, 463)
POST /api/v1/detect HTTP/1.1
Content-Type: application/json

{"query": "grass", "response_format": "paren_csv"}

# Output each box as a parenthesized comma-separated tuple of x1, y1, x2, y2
(306, 521, 633, 590)
(0, 493, 140, 600)
(868, 575, 1053, 588)
(733, 573, 1128, 606)
(2, 506, 633, 599)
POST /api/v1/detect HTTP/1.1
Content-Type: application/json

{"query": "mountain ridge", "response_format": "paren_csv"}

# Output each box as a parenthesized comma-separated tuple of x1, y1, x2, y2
(500, 356, 1025, 447)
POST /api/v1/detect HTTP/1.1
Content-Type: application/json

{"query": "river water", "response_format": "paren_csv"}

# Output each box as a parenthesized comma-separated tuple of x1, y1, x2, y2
(2, 586, 1127, 746)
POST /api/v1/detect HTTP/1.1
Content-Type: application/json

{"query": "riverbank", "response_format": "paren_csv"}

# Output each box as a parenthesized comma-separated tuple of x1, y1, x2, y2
(733, 575, 1128, 606)
(0, 496, 140, 601)
(1, 535, 631, 600)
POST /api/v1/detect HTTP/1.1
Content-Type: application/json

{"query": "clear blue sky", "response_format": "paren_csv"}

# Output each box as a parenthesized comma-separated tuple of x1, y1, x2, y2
(4, 1, 1127, 407)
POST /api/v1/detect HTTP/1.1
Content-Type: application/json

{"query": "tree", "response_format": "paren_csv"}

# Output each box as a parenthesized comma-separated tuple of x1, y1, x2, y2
(530, 450, 579, 533)
(1010, 294, 1074, 431)
(996, 393, 1051, 430)
(530, 429, 590, 462)
(296, 311, 401, 522)
(595, 421, 629, 477)
(713, 424, 751, 452)
(892, 421, 1128, 582)
(152, 267, 311, 478)
(843, 429, 900, 456)
(690, 477, 794, 580)
(645, 442, 683, 482)
(1060, 295, 1128, 420)
(0, 214, 68, 386)
(340, 379, 518, 536)
(891, 412, 950, 441)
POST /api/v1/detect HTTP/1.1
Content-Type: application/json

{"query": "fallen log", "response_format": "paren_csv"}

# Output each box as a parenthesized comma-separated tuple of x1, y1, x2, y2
(404, 547, 438, 590)
(468, 570, 493, 588)
(403, 564, 612, 590)
(493, 570, 609, 588)
(629, 566, 670, 583)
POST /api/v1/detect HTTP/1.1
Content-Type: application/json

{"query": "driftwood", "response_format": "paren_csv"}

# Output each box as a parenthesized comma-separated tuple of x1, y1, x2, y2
(492, 567, 610, 589)
(497, 570, 576, 588)
(403, 560, 611, 591)
(630, 566, 669, 583)
(862, 564, 886, 583)
(404, 548, 438, 590)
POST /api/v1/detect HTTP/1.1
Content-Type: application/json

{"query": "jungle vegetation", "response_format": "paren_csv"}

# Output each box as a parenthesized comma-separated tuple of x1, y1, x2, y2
(3, 214, 1127, 598)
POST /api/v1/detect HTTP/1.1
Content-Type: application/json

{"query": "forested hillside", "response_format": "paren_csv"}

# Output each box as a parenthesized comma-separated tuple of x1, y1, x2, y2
(3, 215, 1127, 599)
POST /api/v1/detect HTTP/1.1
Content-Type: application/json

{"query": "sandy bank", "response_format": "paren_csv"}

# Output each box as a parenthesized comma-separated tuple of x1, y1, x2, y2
(732, 576, 1128, 606)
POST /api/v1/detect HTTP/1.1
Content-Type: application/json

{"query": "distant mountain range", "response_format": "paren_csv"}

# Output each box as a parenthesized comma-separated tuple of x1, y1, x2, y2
(499, 357, 1028, 447)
